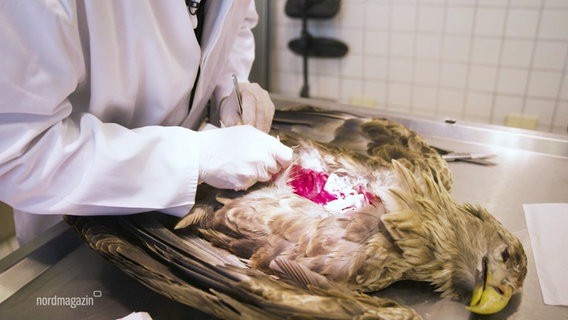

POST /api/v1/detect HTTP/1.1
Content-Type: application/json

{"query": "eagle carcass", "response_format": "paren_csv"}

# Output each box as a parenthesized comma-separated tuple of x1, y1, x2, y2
(178, 106, 527, 316)
(66, 106, 527, 319)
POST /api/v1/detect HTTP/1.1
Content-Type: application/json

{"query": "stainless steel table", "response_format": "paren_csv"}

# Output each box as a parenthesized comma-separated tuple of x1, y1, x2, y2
(1, 95, 567, 319)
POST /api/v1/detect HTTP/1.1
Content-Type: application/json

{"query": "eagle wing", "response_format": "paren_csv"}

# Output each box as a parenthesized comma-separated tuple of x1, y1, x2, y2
(271, 106, 453, 191)
(65, 213, 421, 320)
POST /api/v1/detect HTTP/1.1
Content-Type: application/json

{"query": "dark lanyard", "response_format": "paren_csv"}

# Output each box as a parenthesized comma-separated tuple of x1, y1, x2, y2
(187, 0, 207, 110)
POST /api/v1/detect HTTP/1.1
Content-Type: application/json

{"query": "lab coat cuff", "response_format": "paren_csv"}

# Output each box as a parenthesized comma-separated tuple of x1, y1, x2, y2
(156, 126, 200, 218)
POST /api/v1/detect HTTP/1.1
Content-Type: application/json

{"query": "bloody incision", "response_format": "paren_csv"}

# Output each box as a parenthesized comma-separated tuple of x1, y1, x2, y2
(287, 165, 380, 213)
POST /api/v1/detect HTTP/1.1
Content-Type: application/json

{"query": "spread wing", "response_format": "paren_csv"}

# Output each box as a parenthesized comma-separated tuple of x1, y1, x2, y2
(271, 106, 453, 191)
(65, 213, 420, 320)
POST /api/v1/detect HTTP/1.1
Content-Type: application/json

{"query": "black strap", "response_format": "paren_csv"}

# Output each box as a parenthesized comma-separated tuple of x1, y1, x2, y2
(187, 0, 207, 110)
(193, 0, 207, 44)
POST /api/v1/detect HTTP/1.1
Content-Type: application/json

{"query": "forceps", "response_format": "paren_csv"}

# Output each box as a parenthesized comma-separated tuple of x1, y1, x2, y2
(232, 74, 243, 116)
(434, 146, 496, 165)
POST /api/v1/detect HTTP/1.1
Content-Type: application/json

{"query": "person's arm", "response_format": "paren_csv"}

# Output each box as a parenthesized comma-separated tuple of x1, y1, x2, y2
(213, 1, 258, 103)
(213, 1, 276, 133)
(0, 2, 199, 217)
(0, 2, 292, 218)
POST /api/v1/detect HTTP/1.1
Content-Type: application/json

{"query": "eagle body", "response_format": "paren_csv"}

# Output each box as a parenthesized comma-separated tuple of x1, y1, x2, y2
(67, 107, 527, 319)
(191, 140, 401, 290)
(180, 107, 527, 312)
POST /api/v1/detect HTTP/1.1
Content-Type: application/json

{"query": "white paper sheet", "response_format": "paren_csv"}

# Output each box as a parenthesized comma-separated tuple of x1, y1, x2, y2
(117, 312, 153, 320)
(523, 203, 568, 306)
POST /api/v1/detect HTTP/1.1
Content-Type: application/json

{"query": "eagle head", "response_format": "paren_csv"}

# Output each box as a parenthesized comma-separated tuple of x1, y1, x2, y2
(449, 204, 527, 315)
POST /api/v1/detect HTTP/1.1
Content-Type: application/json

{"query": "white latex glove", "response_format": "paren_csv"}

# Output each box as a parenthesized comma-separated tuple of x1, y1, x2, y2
(219, 82, 275, 133)
(197, 125, 293, 190)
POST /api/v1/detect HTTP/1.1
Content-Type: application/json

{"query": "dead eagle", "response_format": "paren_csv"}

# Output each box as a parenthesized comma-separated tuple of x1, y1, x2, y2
(66, 106, 527, 319)
(179, 106, 527, 314)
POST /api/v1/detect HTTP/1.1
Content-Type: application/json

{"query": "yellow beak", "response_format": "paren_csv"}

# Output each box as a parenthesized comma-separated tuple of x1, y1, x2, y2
(466, 269, 513, 315)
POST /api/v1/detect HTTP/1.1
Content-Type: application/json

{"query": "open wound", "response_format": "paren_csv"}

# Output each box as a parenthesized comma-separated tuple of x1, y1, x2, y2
(287, 165, 380, 214)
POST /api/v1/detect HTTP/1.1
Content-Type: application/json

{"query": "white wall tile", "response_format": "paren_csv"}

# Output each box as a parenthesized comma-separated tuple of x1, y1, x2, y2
(273, 25, 300, 50)
(474, 8, 506, 37)
(471, 37, 502, 65)
(442, 35, 472, 62)
(440, 62, 468, 89)
(527, 71, 562, 98)
(468, 65, 498, 92)
(415, 34, 442, 60)
(464, 92, 493, 121)
(524, 98, 556, 131)
(364, 2, 390, 31)
(269, 1, 568, 133)
(478, 0, 508, 6)
(312, 59, 340, 77)
(414, 60, 440, 86)
(497, 68, 529, 95)
(437, 88, 465, 117)
(560, 76, 568, 100)
(413, 85, 438, 113)
(389, 58, 414, 83)
(364, 31, 388, 55)
(337, 1, 365, 29)
(270, 70, 302, 96)
(545, 0, 568, 8)
(417, 5, 445, 33)
(445, 7, 474, 35)
(450, 0, 477, 6)
(492, 95, 524, 125)
(505, 8, 540, 38)
(514, 0, 543, 8)
(313, 75, 340, 100)
(340, 78, 365, 100)
(539, 9, 568, 39)
(389, 33, 415, 57)
(532, 41, 568, 70)
(387, 83, 413, 108)
(340, 54, 364, 78)
(551, 101, 568, 134)
(390, 4, 417, 32)
(421, 0, 446, 5)
(272, 48, 301, 73)
(363, 56, 388, 81)
(310, 21, 343, 38)
(500, 39, 534, 67)
(364, 81, 388, 106)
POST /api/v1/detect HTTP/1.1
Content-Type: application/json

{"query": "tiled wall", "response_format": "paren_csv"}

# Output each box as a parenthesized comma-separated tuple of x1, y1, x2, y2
(269, 0, 568, 134)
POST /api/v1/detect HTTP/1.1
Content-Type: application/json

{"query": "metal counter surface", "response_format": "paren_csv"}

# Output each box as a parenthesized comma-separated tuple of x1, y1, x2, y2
(1, 95, 567, 319)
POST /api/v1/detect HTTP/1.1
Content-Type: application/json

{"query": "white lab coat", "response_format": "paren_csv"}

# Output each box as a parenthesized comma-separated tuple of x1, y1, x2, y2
(0, 1, 258, 243)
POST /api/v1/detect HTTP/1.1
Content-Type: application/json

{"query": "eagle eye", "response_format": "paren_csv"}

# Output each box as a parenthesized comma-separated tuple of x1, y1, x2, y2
(501, 248, 510, 262)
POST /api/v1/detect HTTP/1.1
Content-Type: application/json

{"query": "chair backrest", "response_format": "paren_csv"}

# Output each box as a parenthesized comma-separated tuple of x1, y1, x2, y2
(285, 0, 341, 19)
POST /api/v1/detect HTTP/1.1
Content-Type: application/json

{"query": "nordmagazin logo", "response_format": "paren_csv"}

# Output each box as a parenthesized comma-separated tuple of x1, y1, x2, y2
(36, 290, 102, 308)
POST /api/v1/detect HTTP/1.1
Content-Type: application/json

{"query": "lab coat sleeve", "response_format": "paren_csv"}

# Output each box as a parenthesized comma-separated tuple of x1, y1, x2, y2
(213, 0, 259, 106)
(0, 2, 199, 217)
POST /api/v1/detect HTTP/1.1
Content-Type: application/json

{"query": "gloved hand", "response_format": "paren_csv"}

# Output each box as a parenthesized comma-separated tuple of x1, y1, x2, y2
(219, 82, 275, 133)
(197, 125, 293, 190)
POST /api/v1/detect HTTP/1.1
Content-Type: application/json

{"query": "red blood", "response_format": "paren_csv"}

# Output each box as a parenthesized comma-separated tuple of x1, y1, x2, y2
(287, 165, 381, 208)
(287, 165, 337, 205)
